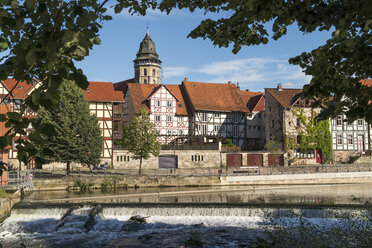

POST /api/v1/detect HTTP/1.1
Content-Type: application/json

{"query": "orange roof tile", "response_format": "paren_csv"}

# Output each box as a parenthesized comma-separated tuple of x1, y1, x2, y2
(239, 91, 264, 112)
(361, 79, 372, 87)
(265, 88, 303, 109)
(182, 79, 248, 112)
(85, 82, 124, 102)
(126, 83, 155, 113)
(248, 94, 265, 112)
(166, 85, 191, 116)
(1, 79, 37, 99)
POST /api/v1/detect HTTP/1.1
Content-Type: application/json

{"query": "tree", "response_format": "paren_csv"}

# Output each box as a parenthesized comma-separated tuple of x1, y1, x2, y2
(152, 0, 371, 123)
(120, 108, 160, 174)
(38, 79, 102, 173)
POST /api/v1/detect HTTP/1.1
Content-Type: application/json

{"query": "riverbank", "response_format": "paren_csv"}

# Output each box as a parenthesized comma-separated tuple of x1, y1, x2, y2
(0, 190, 21, 222)
(31, 170, 372, 191)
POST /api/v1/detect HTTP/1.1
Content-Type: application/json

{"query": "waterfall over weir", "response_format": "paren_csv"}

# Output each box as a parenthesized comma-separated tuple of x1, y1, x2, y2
(1, 204, 371, 248)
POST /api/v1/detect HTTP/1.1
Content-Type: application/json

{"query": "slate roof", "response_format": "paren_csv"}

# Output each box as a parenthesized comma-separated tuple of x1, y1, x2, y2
(181, 79, 248, 112)
(114, 78, 135, 93)
(265, 88, 303, 109)
(1, 79, 37, 99)
(85, 81, 124, 102)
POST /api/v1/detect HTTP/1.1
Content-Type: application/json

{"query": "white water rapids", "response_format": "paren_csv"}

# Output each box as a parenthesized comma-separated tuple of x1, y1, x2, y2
(0, 205, 371, 248)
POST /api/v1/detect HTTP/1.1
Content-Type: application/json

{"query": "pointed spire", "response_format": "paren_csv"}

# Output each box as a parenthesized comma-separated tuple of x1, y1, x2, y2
(146, 23, 149, 35)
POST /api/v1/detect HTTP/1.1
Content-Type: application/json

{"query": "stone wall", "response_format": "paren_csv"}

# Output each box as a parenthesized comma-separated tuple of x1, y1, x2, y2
(264, 91, 284, 147)
(0, 192, 20, 222)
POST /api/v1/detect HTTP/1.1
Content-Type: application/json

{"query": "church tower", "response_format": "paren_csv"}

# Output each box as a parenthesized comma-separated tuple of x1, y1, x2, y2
(134, 27, 162, 84)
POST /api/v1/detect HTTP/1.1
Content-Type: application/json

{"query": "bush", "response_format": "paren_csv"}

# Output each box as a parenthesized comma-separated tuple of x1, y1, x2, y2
(222, 138, 234, 147)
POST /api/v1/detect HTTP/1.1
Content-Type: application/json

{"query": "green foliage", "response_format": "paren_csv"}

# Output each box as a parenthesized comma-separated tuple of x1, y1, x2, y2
(119, 108, 160, 174)
(155, 0, 372, 122)
(38, 80, 103, 169)
(73, 179, 94, 191)
(265, 139, 281, 153)
(222, 138, 234, 147)
(0, 0, 110, 162)
(292, 108, 332, 162)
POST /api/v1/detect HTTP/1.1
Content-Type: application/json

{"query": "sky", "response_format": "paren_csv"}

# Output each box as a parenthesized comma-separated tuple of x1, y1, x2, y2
(77, 6, 332, 92)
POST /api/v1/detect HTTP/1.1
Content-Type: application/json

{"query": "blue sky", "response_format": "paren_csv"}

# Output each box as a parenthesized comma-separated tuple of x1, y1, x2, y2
(78, 7, 332, 92)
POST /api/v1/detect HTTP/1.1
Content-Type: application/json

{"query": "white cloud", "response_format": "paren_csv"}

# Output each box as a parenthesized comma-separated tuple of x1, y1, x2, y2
(107, 7, 191, 20)
(163, 57, 311, 90)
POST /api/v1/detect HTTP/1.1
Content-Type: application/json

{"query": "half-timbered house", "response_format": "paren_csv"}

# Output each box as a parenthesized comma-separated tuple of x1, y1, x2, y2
(180, 78, 248, 147)
(240, 91, 266, 149)
(84, 81, 125, 165)
(122, 83, 191, 144)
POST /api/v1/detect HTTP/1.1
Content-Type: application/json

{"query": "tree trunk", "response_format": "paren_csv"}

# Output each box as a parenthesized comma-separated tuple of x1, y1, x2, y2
(66, 162, 70, 175)
(139, 158, 142, 175)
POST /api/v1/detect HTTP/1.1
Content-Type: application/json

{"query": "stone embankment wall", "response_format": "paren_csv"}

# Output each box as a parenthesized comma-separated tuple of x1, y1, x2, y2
(33, 175, 221, 191)
(0, 191, 20, 222)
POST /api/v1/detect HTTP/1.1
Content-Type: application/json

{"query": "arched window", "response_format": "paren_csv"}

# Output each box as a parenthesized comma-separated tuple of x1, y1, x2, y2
(152, 69, 155, 76)
(153, 79, 156, 84)
(144, 68, 147, 76)
(144, 79, 147, 84)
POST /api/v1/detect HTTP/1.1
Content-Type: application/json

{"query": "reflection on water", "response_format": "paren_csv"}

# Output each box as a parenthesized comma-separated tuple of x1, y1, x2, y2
(22, 184, 372, 206)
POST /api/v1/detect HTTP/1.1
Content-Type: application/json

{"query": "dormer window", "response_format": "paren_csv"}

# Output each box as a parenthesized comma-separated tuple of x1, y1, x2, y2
(17, 86, 22, 89)
(86, 88, 90, 92)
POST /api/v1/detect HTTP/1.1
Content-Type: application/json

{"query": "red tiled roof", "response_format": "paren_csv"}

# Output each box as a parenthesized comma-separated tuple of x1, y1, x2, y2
(182, 79, 248, 112)
(239, 91, 264, 112)
(265, 88, 303, 108)
(127, 84, 191, 116)
(85, 82, 124, 102)
(361, 79, 372, 87)
(1, 79, 37, 99)
(114, 78, 135, 94)
(166, 85, 191, 116)
(126, 83, 155, 113)
(248, 94, 265, 112)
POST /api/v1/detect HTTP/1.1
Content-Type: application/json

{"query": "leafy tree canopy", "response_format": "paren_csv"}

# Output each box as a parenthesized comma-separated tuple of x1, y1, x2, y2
(120, 108, 160, 174)
(38, 79, 102, 171)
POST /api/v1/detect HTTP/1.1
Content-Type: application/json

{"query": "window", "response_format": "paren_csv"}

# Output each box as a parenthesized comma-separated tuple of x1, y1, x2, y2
(178, 104, 182, 108)
(214, 112, 220, 117)
(202, 124, 207, 135)
(155, 100, 160, 107)
(271, 120, 275, 128)
(191, 155, 194, 161)
(337, 135, 343, 144)
(214, 125, 219, 132)
(296, 118, 301, 126)
(152, 69, 155, 76)
(178, 116, 183, 122)
(144, 68, 147, 76)
(153, 79, 156, 84)
(144, 79, 147, 84)
(269, 106, 272, 112)
(155, 115, 161, 122)
(233, 112, 240, 122)
(167, 129, 172, 135)
(178, 130, 183, 135)
(248, 126, 252, 130)
(201, 113, 207, 122)
(336, 116, 342, 126)
(297, 135, 301, 144)
(221, 125, 226, 131)
(167, 116, 172, 122)
(258, 126, 261, 131)
(167, 101, 172, 108)
(14, 100, 21, 110)
(357, 119, 364, 126)
(117, 156, 120, 162)
(253, 126, 256, 130)
(233, 125, 238, 137)
(257, 113, 261, 118)
(348, 135, 353, 145)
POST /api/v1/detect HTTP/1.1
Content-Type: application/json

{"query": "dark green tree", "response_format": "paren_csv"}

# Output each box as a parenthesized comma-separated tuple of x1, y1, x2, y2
(120, 108, 160, 174)
(38, 80, 102, 173)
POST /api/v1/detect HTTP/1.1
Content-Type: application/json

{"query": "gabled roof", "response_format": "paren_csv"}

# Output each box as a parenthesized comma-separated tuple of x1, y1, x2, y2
(126, 83, 191, 116)
(114, 78, 135, 94)
(239, 90, 264, 112)
(248, 94, 265, 112)
(166, 85, 191, 116)
(181, 79, 248, 112)
(265, 88, 303, 109)
(1, 79, 37, 99)
(85, 81, 124, 102)
(126, 83, 154, 113)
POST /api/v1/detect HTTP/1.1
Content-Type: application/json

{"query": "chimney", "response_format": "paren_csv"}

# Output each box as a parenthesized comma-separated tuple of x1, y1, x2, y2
(277, 84, 283, 91)
(246, 89, 250, 92)
(184, 77, 188, 82)
(236, 82, 240, 90)
(228, 81, 232, 84)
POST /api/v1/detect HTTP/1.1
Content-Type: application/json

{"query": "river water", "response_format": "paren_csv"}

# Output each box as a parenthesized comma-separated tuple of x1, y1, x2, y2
(1, 184, 372, 247)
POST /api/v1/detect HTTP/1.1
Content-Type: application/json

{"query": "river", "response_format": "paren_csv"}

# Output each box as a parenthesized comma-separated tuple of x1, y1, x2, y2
(1, 184, 372, 247)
